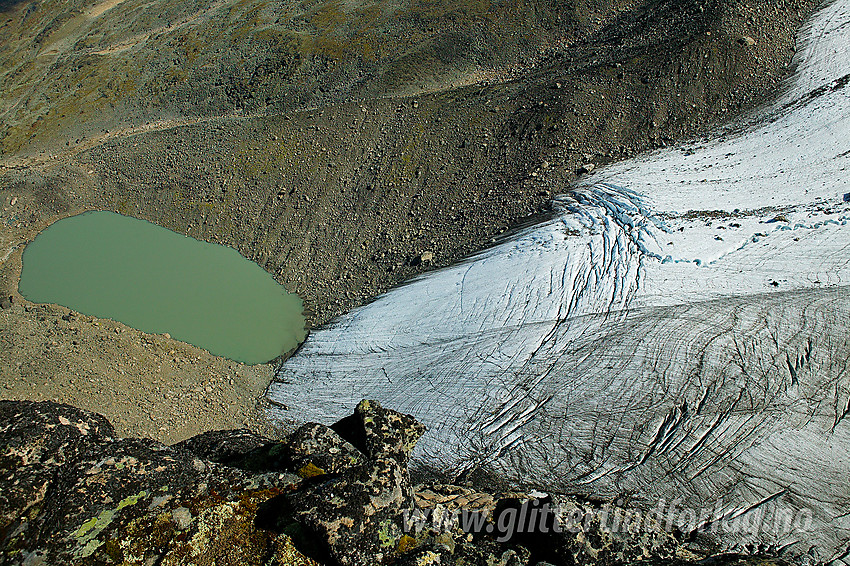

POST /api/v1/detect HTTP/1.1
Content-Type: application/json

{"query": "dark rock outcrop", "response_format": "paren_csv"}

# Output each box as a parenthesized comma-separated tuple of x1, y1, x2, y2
(171, 428, 271, 466)
(281, 400, 426, 566)
(0, 400, 115, 559)
(0, 400, 310, 566)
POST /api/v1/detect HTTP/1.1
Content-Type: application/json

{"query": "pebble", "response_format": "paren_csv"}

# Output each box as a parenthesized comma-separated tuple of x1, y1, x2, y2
(171, 507, 193, 530)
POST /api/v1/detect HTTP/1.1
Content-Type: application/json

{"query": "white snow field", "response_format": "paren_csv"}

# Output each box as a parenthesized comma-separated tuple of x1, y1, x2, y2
(269, 0, 850, 561)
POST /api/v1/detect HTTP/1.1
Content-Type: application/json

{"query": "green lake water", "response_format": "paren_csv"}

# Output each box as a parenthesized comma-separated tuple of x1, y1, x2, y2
(18, 211, 306, 364)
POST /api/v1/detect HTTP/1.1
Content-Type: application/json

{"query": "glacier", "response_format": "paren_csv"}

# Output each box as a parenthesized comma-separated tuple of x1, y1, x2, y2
(268, 0, 850, 561)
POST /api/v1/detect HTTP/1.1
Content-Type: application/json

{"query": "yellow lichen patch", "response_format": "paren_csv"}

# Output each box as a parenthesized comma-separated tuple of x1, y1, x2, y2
(74, 490, 149, 559)
(397, 534, 418, 554)
(271, 532, 323, 566)
(297, 462, 326, 479)
(377, 518, 403, 552)
(413, 550, 442, 565)
(119, 511, 178, 564)
(185, 502, 238, 560)
(237, 487, 283, 513)
(157, 491, 314, 565)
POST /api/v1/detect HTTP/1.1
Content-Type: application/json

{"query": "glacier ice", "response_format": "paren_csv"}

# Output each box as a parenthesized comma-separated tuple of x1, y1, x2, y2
(269, 0, 850, 560)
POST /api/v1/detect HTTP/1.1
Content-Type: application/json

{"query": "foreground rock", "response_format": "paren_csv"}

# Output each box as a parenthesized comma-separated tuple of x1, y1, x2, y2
(1, 399, 795, 565)
(280, 400, 426, 566)
(0, 400, 311, 566)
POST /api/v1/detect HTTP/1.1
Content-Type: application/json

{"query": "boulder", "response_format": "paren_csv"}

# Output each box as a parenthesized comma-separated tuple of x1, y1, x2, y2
(331, 399, 426, 465)
(286, 422, 366, 478)
(282, 400, 426, 566)
(172, 428, 271, 465)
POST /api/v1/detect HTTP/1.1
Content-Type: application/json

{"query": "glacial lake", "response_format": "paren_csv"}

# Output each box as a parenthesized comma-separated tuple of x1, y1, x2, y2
(18, 211, 306, 364)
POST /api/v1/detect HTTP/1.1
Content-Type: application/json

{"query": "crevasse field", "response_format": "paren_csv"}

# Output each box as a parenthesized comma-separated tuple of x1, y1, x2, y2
(270, 0, 850, 560)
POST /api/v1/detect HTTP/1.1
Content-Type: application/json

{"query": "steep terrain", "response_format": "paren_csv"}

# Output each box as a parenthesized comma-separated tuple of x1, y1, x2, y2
(0, 0, 823, 440)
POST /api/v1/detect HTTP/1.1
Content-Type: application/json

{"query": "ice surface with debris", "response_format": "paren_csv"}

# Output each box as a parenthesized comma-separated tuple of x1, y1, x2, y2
(269, 0, 850, 561)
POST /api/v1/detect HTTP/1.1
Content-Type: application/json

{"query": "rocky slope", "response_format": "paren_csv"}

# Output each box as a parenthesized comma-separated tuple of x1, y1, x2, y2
(269, 0, 850, 559)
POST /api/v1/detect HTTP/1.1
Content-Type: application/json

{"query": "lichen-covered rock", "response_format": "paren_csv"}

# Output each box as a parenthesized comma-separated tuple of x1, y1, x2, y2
(282, 400, 427, 566)
(0, 401, 115, 559)
(331, 400, 426, 465)
(173, 423, 367, 480)
(0, 400, 314, 566)
(404, 487, 682, 565)
(398, 538, 532, 566)
(538, 494, 680, 565)
(0, 399, 796, 566)
(457, 542, 531, 566)
(174, 429, 296, 475)
(286, 423, 366, 478)
(172, 428, 272, 466)
(414, 485, 498, 516)
(635, 556, 794, 566)
(285, 456, 415, 565)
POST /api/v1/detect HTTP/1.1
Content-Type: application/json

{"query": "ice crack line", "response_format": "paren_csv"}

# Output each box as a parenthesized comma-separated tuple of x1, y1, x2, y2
(552, 182, 667, 316)
(456, 183, 670, 473)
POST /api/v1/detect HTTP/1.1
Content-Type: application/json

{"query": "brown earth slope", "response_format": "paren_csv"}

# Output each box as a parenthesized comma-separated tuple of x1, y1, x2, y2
(0, 0, 821, 441)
